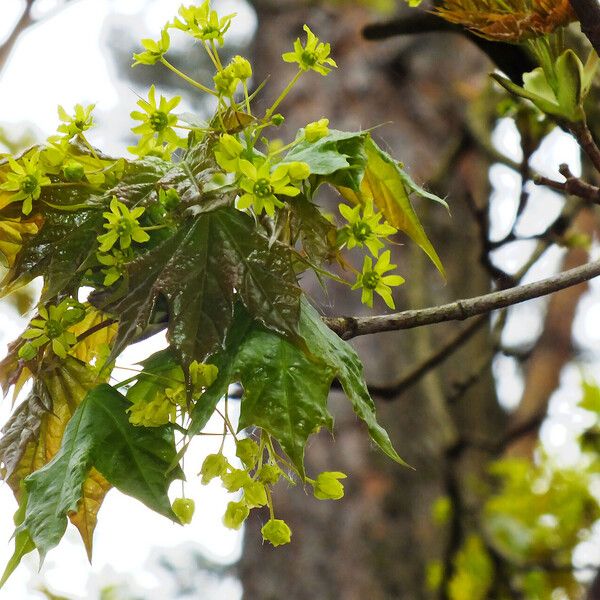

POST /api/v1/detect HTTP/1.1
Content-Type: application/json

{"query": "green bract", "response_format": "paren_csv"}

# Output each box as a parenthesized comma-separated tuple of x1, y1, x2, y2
(0, 1, 448, 579)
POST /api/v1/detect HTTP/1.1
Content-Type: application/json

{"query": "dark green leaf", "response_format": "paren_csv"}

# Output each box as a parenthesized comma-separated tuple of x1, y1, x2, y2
(299, 300, 407, 466)
(126, 348, 182, 407)
(1, 209, 104, 301)
(235, 328, 335, 477)
(288, 196, 338, 266)
(21, 384, 183, 559)
(93, 207, 301, 367)
(283, 130, 367, 181)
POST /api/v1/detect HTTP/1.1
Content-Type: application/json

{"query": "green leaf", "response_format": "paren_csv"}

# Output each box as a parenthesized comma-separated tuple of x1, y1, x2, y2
(92, 207, 301, 367)
(0, 489, 35, 589)
(188, 301, 405, 471)
(108, 156, 170, 207)
(299, 300, 407, 467)
(21, 384, 183, 560)
(336, 136, 445, 277)
(188, 307, 254, 437)
(288, 195, 338, 266)
(235, 328, 336, 477)
(283, 130, 367, 180)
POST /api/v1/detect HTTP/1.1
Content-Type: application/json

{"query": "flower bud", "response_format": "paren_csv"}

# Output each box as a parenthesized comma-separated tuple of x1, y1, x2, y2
(236, 438, 260, 468)
(312, 471, 347, 500)
(62, 160, 85, 182)
(257, 464, 281, 485)
(172, 497, 195, 524)
(243, 481, 267, 508)
(285, 161, 310, 181)
(230, 55, 252, 80)
(221, 468, 251, 492)
(271, 114, 285, 126)
(200, 453, 229, 484)
(223, 500, 249, 530)
(261, 518, 292, 546)
(304, 118, 329, 143)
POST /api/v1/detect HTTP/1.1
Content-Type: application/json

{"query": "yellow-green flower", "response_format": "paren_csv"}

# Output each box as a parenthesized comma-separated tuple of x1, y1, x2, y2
(213, 69, 238, 96)
(128, 137, 179, 160)
(133, 29, 170, 67)
(212, 56, 253, 97)
(214, 134, 245, 172)
(0, 152, 51, 215)
(304, 118, 329, 142)
(172, 2, 235, 46)
(57, 104, 95, 138)
(238, 160, 300, 216)
(352, 250, 404, 309)
(131, 85, 182, 147)
(229, 55, 252, 80)
(128, 395, 176, 427)
(96, 248, 132, 286)
(338, 201, 397, 256)
(312, 471, 347, 500)
(236, 438, 260, 468)
(172, 497, 195, 525)
(19, 299, 86, 360)
(282, 25, 337, 76)
(200, 453, 230, 484)
(261, 518, 292, 546)
(97, 197, 150, 252)
(223, 500, 249, 530)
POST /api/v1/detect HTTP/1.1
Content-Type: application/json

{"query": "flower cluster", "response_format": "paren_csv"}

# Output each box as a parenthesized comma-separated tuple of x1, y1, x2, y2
(282, 25, 337, 76)
(18, 298, 86, 360)
(129, 85, 183, 157)
(172, 2, 235, 47)
(200, 433, 347, 546)
(128, 361, 218, 427)
(0, 152, 51, 215)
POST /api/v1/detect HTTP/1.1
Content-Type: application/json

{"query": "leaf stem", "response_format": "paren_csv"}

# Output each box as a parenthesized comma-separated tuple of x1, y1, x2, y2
(160, 57, 217, 97)
(265, 71, 301, 120)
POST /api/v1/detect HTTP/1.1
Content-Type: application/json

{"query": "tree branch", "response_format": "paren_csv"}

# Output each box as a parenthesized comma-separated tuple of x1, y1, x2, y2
(535, 163, 600, 202)
(325, 258, 600, 339)
(570, 0, 600, 56)
(368, 314, 488, 399)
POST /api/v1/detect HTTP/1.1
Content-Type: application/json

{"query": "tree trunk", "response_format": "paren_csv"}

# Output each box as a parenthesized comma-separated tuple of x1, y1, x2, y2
(239, 4, 504, 598)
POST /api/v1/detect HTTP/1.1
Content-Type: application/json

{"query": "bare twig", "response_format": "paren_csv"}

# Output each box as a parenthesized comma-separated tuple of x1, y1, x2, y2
(569, 122, 600, 175)
(369, 314, 488, 399)
(324, 258, 600, 339)
(535, 163, 600, 203)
